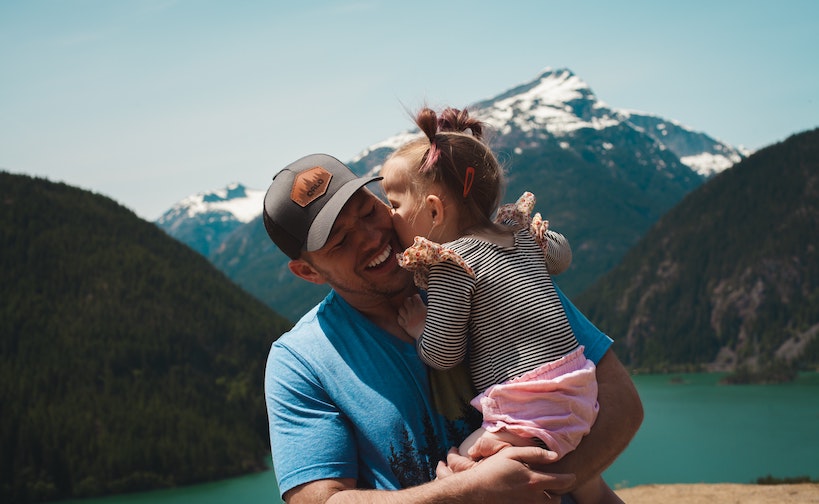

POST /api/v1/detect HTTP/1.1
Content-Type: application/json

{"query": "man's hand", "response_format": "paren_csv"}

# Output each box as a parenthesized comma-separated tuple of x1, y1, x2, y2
(287, 447, 572, 504)
(437, 446, 575, 503)
(436, 447, 478, 476)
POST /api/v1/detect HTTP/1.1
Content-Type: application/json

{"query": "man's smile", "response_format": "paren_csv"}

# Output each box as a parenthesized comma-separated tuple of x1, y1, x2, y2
(367, 244, 393, 269)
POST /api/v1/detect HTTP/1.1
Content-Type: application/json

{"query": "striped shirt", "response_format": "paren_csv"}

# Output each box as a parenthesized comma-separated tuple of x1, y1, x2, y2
(417, 228, 579, 392)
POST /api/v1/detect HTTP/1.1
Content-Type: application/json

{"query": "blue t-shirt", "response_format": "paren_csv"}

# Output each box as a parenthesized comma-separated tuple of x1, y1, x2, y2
(265, 285, 612, 497)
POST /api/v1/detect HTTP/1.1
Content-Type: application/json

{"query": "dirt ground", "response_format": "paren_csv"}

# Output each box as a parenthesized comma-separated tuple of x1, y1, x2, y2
(614, 483, 819, 503)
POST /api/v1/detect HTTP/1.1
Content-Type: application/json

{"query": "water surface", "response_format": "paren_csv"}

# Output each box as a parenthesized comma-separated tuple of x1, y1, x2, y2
(66, 372, 819, 503)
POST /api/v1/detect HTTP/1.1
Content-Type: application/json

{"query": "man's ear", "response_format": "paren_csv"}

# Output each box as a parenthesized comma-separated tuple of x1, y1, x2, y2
(288, 258, 327, 285)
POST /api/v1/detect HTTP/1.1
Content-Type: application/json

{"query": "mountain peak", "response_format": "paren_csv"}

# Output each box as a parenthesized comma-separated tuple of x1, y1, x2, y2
(492, 67, 591, 104)
(351, 68, 602, 167)
(157, 182, 264, 225)
(202, 182, 251, 203)
(468, 68, 744, 176)
(472, 67, 617, 138)
(350, 67, 744, 177)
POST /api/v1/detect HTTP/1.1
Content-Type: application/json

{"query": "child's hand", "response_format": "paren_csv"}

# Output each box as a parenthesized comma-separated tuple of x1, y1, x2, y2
(397, 293, 427, 340)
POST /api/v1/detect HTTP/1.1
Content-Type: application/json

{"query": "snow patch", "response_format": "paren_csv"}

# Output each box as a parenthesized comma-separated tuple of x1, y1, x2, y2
(162, 183, 264, 223)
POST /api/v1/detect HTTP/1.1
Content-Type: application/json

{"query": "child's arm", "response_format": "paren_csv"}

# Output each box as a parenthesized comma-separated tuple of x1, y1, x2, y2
(496, 192, 573, 275)
(406, 261, 473, 370)
(398, 293, 427, 340)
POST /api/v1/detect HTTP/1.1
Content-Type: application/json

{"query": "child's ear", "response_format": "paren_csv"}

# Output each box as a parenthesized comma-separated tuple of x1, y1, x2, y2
(425, 194, 446, 222)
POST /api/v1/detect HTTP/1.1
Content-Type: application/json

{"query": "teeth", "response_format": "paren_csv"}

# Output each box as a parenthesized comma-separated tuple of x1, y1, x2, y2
(368, 245, 392, 268)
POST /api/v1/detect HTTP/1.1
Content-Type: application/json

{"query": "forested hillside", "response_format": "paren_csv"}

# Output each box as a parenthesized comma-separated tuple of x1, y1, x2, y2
(0, 173, 292, 503)
(576, 128, 819, 376)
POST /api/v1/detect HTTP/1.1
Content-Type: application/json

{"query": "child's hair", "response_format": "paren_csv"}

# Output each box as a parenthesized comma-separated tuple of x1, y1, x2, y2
(389, 106, 504, 231)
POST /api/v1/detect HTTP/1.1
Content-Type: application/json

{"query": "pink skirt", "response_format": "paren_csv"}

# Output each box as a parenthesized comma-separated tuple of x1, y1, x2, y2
(470, 346, 599, 459)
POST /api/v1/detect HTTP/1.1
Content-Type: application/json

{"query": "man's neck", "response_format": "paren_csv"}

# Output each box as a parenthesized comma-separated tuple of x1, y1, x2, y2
(344, 286, 418, 343)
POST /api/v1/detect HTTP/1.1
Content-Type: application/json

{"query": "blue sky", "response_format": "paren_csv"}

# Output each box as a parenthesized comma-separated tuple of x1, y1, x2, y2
(2, 0, 817, 221)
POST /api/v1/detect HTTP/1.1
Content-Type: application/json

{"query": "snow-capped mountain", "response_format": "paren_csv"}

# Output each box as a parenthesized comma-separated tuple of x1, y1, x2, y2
(476, 68, 745, 175)
(159, 67, 752, 320)
(353, 68, 746, 178)
(156, 183, 264, 257)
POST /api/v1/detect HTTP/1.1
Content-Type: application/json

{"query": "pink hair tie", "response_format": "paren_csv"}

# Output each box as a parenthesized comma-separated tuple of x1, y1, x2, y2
(420, 137, 440, 174)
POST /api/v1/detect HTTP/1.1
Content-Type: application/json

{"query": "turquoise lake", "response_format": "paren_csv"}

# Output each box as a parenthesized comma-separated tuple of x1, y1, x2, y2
(65, 372, 819, 503)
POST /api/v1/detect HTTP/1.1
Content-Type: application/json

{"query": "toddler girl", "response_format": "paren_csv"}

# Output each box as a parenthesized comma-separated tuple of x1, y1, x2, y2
(380, 106, 621, 504)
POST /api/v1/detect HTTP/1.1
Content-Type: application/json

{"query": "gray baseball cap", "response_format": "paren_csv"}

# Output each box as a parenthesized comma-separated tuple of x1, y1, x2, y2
(262, 154, 382, 259)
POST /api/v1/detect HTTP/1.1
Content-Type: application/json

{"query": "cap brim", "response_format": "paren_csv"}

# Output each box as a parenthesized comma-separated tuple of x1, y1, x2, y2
(305, 175, 383, 252)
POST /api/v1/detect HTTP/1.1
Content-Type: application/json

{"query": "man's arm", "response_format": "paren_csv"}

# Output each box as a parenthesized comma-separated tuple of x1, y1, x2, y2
(285, 447, 575, 504)
(542, 349, 643, 488)
(438, 349, 642, 495)
(550, 283, 643, 486)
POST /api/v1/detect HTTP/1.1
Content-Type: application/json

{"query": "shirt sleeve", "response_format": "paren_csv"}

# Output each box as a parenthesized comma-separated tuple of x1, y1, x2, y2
(544, 229, 572, 275)
(415, 259, 474, 370)
(553, 283, 612, 364)
(265, 341, 356, 497)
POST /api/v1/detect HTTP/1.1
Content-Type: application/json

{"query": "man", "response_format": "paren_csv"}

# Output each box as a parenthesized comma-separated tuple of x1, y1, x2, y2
(263, 154, 643, 503)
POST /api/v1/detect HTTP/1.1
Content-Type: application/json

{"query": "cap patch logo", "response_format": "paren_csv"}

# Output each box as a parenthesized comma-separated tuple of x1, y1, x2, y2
(291, 166, 332, 207)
